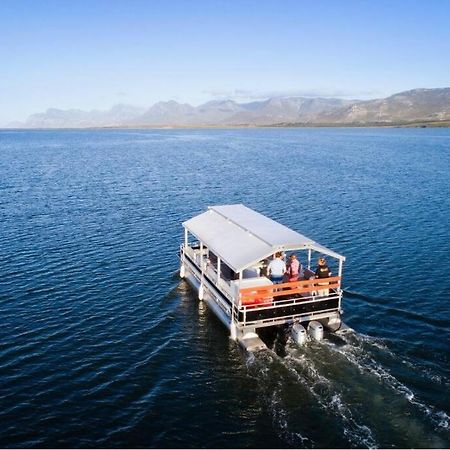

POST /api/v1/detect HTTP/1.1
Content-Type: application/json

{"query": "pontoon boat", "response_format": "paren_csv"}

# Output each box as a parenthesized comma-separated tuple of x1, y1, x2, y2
(179, 204, 348, 351)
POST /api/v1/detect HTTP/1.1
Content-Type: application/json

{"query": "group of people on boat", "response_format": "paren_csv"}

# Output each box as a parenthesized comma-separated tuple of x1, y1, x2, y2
(266, 252, 331, 285)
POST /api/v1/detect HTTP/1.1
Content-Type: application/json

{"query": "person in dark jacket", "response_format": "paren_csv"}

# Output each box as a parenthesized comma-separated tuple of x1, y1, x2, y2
(315, 257, 330, 278)
(315, 257, 331, 296)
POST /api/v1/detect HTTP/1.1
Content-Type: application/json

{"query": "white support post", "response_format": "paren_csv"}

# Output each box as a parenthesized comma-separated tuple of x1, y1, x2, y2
(238, 271, 243, 303)
(180, 228, 188, 279)
(230, 320, 237, 341)
(199, 242, 204, 300)
(229, 271, 242, 337)
(338, 259, 343, 293)
(307, 248, 312, 269)
(338, 259, 343, 310)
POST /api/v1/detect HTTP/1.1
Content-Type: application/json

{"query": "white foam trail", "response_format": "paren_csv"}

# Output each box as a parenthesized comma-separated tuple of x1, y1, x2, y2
(400, 358, 449, 388)
(282, 345, 378, 448)
(341, 331, 396, 357)
(247, 332, 449, 448)
(289, 355, 377, 448)
(329, 393, 378, 449)
(325, 332, 450, 431)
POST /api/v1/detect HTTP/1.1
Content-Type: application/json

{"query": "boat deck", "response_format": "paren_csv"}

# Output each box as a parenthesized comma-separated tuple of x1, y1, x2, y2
(183, 243, 341, 328)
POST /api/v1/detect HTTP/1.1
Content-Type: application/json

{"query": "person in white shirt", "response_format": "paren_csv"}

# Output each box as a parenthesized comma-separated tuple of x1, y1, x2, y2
(267, 252, 286, 284)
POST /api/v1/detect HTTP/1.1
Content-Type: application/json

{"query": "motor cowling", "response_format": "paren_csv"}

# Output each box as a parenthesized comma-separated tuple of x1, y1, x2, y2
(307, 321, 324, 341)
(291, 323, 307, 345)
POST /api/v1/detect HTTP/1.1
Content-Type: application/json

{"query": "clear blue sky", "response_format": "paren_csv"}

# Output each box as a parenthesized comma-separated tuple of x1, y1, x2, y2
(1, 0, 449, 123)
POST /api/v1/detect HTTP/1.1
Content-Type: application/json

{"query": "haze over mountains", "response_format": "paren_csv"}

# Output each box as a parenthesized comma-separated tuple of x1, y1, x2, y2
(8, 88, 450, 128)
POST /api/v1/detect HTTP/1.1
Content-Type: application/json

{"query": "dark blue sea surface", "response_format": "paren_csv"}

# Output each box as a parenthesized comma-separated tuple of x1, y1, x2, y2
(0, 128, 449, 448)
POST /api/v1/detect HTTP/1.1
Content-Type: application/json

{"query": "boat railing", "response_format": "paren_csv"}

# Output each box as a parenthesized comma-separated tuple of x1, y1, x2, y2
(182, 243, 206, 266)
(239, 276, 341, 304)
(238, 276, 342, 326)
(204, 263, 233, 300)
(181, 243, 234, 301)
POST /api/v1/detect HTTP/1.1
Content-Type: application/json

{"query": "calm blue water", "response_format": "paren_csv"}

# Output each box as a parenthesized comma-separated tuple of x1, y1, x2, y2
(0, 128, 449, 448)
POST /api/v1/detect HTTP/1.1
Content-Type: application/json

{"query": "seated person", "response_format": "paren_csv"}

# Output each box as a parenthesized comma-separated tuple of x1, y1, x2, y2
(267, 252, 286, 284)
(259, 261, 268, 278)
(286, 253, 302, 282)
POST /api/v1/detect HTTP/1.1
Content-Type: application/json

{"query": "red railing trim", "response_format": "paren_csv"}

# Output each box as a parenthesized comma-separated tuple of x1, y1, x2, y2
(239, 276, 341, 294)
(239, 276, 341, 304)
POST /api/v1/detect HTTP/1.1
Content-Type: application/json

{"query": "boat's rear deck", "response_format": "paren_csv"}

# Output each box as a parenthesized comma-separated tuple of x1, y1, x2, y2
(183, 244, 342, 329)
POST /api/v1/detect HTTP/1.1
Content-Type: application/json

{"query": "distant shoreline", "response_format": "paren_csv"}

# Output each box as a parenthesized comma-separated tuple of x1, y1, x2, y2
(2, 120, 450, 131)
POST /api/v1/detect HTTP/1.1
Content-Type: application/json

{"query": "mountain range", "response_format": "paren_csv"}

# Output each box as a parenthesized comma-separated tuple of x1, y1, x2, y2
(8, 88, 450, 128)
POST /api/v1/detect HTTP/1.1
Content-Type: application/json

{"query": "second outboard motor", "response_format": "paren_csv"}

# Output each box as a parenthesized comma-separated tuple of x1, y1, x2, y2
(291, 323, 307, 345)
(307, 321, 324, 341)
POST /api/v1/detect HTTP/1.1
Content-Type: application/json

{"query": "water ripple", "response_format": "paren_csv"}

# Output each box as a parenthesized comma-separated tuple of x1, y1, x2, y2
(0, 128, 449, 448)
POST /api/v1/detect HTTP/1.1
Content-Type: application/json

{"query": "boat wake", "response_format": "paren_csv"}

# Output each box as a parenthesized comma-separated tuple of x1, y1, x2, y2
(245, 329, 450, 448)
(326, 332, 449, 431)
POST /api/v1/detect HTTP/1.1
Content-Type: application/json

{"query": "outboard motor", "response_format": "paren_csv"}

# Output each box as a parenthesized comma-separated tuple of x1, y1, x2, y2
(291, 323, 307, 345)
(307, 321, 324, 341)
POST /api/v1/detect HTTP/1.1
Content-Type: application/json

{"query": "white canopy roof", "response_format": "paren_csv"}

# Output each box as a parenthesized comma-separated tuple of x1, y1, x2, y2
(183, 204, 345, 272)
